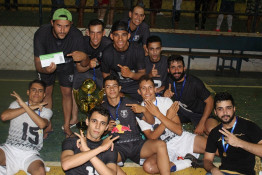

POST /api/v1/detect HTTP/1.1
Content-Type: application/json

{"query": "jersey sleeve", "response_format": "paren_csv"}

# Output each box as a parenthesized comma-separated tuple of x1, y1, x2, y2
(101, 46, 112, 74)
(33, 29, 45, 57)
(62, 137, 78, 151)
(135, 44, 145, 70)
(194, 77, 211, 101)
(247, 121, 262, 144)
(41, 108, 53, 121)
(142, 23, 150, 45)
(205, 129, 218, 153)
(136, 117, 153, 131)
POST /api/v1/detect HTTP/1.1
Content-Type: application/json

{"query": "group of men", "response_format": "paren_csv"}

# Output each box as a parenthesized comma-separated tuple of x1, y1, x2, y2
(0, 6, 262, 175)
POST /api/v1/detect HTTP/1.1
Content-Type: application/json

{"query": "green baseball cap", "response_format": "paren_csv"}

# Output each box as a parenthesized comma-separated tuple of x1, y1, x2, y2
(52, 8, 72, 22)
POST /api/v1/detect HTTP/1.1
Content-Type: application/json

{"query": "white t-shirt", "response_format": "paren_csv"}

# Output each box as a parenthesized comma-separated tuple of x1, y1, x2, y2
(5, 101, 53, 151)
(137, 97, 177, 141)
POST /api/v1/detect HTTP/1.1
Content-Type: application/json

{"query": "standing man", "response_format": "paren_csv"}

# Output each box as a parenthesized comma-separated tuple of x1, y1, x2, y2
(126, 5, 150, 54)
(204, 92, 262, 175)
(61, 105, 119, 175)
(164, 55, 218, 135)
(0, 80, 53, 174)
(34, 8, 89, 137)
(71, 19, 112, 127)
(134, 75, 206, 172)
(102, 74, 171, 175)
(101, 20, 146, 101)
(145, 35, 168, 95)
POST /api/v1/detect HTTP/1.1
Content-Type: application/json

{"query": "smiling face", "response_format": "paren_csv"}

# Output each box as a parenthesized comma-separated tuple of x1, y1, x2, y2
(88, 24, 104, 48)
(147, 42, 161, 62)
(168, 60, 186, 82)
(51, 20, 71, 39)
(138, 80, 156, 102)
(86, 111, 109, 141)
(110, 30, 130, 52)
(104, 80, 121, 100)
(129, 6, 145, 27)
(214, 100, 236, 125)
(27, 83, 45, 105)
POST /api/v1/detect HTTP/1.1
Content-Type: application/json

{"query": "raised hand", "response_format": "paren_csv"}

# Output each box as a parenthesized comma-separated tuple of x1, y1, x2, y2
(10, 91, 25, 107)
(68, 51, 87, 62)
(126, 104, 146, 113)
(75, 130, 90, 152)
(219, 127, 241, 147)
(164, 83, 174, 98)
(89, 58, 98, 68)
(108, 120, 116, 132)
(144, 100, 161, 117)
(166, 101, 179, 119)
(151, 64, 160, 77)
(100, 135, 119, 152)
(45, 62, 56, 74)
(117, 64, 132, 78)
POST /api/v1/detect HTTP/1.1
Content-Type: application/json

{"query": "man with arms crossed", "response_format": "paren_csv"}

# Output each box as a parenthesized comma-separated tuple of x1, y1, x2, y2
(102, 74, 171, 175)
(61, 105, 119, 175)
(164, 55, 218, 135)
(101, 20, 146, 101)
(34, 8, 89, 137)
(134, 75, 206, 173)
(204, 92, 262, 175)
(0, 80, 53, 175)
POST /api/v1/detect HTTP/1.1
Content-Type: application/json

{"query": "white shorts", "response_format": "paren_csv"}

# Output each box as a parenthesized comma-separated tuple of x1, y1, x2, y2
(0, 144, 43, 175)
(167, 131, 199, 164)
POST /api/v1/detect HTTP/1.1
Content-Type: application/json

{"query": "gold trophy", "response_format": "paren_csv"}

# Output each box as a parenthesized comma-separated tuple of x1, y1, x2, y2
(73, 79, 104, 132)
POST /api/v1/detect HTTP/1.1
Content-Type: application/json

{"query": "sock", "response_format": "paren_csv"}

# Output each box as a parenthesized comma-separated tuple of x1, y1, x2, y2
(216, 14, 224, 30)
(227, 15, 233, 30)
(174, 159, 192, 171)
(170, 165, 177, 172)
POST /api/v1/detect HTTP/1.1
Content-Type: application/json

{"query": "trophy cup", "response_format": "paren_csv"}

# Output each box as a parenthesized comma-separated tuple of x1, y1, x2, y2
(73, 79, 104, 132)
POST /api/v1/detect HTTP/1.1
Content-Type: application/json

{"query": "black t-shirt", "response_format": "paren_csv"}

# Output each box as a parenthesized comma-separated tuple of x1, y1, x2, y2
(101, 42, 145, 95)
(102, 97, 143, 142)
(83, 36, 112, 64)
(206, 117, 262, 175)
(166, 74, 210, 114)
(145, 55, 168, 90)
(34, 24, 85, 63)
(62, 137, 117, 175)
(128, 21, 150, 45)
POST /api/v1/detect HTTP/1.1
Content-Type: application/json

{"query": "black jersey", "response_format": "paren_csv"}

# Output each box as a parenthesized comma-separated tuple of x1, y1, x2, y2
(206, 117, 262, 175)
(101, 42, 145, 95)
(102, 97, 143, 143)
(166, 74, 210, 114)
(34, 24, 85, 63)
(83, 36, 112, 64)
(62, 137, 117, 175)
(145, 55, 168, 90)
(126, 20, 150, 45)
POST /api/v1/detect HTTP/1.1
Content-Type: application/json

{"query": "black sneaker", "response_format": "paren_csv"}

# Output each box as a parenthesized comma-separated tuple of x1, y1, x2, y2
(184, 153, 204, 168)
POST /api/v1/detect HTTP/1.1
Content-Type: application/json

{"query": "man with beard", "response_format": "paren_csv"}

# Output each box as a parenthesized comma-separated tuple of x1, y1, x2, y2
(204, 92, 262, 175)
(145, 35, 168, 96)
(164, 55, 217, 135)
(34, 8, 89, 138)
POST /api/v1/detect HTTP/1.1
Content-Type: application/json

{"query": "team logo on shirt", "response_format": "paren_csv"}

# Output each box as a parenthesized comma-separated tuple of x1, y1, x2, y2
(134, 35, 140, 41)
(120, 110, 128, 118)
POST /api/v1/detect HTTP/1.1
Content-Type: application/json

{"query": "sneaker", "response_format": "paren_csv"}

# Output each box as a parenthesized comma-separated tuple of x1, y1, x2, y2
(184, 153, 204, 168)
(228, 29, 232, 32)
(215, 28, 220, 32)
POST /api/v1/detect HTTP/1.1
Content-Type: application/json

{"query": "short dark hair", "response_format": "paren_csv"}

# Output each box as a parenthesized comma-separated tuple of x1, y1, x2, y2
(103, 74, 120, 87)
(88, 105, 110, 124)
(130, 5, 145, 13)
(29, 80, 47, 92)
(146, 35, 162, 47)
(88, 19, 105, 31)
(214, 92, 235, 109)
(111, 20, 128, 33)
(167, 55, 185, 67)
(138, 74, 155, 87)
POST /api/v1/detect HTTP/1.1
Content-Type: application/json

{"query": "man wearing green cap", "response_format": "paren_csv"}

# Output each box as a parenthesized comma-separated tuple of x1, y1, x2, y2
(34, 8, 89, 138)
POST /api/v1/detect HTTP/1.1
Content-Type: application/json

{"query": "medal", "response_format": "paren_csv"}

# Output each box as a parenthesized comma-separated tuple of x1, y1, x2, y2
(115, 120, 120, 125)
(223, 152, 227, 157)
